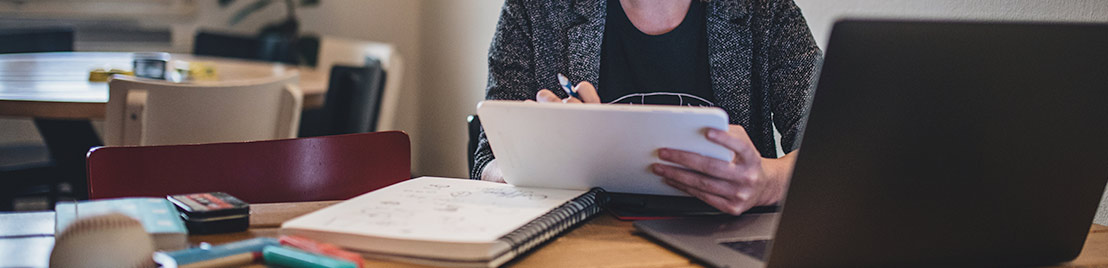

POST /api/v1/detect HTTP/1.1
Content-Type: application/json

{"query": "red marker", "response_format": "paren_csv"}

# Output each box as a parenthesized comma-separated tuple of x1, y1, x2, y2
(179, 252, 262, 268)
(279, 235, 364, 268)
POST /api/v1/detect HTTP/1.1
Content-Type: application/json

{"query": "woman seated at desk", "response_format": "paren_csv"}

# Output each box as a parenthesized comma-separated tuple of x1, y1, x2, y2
(474, 0, 821, 215)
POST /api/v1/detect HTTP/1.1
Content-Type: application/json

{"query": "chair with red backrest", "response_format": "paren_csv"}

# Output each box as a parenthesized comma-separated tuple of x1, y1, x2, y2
(85, 131, 410, 203)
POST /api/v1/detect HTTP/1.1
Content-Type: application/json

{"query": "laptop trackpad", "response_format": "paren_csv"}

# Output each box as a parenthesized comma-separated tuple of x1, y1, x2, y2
(634, 213, 779, 267)
(720, 239, 771, 261)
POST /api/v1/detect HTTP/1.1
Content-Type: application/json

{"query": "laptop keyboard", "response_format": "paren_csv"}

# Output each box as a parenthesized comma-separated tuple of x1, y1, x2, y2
(720, 239, 770, 261)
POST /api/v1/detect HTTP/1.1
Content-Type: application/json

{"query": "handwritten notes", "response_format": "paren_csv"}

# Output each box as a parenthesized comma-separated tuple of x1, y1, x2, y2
(282, 177, 587, 243)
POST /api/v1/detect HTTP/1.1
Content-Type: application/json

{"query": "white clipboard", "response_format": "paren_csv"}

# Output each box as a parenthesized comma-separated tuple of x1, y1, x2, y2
(477, 100, 733, 196)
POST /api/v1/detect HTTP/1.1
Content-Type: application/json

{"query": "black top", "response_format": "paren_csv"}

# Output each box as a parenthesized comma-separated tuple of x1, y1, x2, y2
(599, 0, 715, 107)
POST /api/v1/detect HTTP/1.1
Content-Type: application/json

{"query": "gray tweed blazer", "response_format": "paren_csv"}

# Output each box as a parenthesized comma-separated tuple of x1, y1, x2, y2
(473, 0, 822, 179)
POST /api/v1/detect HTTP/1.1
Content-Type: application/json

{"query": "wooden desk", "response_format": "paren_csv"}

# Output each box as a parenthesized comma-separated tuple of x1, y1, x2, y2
(0, 52, 328, 119)
(3, 201, 1106, 267)
(195, 201, 698, 268)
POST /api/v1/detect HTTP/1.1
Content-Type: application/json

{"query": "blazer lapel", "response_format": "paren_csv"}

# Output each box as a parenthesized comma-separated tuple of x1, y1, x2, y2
(564, 0, 606, 91)
(707, 0, 754, 125)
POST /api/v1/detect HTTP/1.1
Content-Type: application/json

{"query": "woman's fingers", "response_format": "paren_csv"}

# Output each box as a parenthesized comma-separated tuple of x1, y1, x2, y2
(574, 81, 601, 104)
(663, 177, 750, 215)
(707, 126, 761, 165)
(537, 81, 599, 104)
(536, 89, 561, 103)
(657, 148, 738, 182)
(537, 88, 585, 103)
(652, 163, 741, 197)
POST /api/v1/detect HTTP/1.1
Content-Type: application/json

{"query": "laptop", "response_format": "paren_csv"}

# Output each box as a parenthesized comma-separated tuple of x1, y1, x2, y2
(635, 20, 1108, 267)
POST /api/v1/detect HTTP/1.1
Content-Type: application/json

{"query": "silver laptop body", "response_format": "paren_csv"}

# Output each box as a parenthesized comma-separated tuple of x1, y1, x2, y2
(636, 20, 1108, 267)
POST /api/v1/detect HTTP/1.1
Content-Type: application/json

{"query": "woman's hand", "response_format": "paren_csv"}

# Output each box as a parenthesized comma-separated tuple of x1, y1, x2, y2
(483, 81, 602, 183)
(532, 81, 602, 104)
(651, 125, 798, 215)
(480, 159, 507, 183)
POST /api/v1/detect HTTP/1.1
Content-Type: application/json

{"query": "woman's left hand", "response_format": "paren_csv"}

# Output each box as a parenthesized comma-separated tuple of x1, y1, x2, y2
(531, 81, 601, 104)
(651, 125, 795, 215)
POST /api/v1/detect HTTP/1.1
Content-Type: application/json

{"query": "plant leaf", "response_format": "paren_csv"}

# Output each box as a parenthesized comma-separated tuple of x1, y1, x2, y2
(299, 0, 320, 7)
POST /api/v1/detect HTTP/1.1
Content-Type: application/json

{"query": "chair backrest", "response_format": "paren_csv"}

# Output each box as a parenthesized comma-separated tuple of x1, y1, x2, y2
(104, 74, 302, 146)
(0, 27, 73, 53)
(86, 131, 411, 203)
(316, 36, 403, 131)
(299, 60, 386, 137)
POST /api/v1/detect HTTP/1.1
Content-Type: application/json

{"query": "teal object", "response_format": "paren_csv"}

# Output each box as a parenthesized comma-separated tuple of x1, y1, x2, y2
(262, 246, 357, 268)
(153, 237, 279, 267)
(55, 197, 188, 235)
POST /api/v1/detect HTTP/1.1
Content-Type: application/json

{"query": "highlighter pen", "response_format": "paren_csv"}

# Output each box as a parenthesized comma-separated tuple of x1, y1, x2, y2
(179, 252, 262, 268)
(279, 235, 364, 268)
(263, 246, 357, 268)
(153, 237, 280, 268)
(557, 73, 580, 99)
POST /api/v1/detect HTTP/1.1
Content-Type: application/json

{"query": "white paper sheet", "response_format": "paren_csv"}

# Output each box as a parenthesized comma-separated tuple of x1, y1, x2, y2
(282, 177, 587, 243)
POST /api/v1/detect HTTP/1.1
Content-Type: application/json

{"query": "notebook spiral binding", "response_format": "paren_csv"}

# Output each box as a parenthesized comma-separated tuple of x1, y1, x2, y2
(500, 188, 608, 256)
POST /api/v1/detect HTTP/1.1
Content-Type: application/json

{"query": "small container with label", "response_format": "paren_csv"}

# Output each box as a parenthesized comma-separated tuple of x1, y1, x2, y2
(133, 52, 171, 80)
(167, 192, 250, 235)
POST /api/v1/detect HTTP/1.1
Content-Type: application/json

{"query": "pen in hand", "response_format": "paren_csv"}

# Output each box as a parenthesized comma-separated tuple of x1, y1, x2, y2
(557, 73, 581, 99)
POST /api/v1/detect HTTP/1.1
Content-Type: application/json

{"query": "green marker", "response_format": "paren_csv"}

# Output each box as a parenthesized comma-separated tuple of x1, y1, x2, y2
(262, 246, 357, 268)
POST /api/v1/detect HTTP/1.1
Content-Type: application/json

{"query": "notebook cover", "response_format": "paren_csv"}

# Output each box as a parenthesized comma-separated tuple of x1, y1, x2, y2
(280, 177, 608, 267)
(345, 188, 607, 268)
(55, 197, 188, 250)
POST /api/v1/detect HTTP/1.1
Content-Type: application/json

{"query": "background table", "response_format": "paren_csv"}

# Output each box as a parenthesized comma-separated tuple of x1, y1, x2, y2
(2, 201, 1106, 267)
(0, 52, 328, 119)
(0, 52, 329, 202)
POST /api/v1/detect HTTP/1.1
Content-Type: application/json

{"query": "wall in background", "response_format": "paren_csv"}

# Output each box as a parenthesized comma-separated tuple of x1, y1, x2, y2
(793, 0, 1108, 48)
(414, 0, 503, 177)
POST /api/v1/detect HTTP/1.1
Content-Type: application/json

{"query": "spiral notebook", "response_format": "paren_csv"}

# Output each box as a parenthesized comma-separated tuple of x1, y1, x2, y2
(280, 177, 606, 267)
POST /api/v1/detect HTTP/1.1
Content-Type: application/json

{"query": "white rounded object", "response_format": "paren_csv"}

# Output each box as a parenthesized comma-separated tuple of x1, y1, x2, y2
(49, 213, 157, 268)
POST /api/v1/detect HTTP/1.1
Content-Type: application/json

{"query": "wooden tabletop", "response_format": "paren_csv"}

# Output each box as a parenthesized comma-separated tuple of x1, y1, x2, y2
(207, 201, 1108, 268)
(0, 52, 328, 119)
(193, 201, 698, 268)
(4, 201, 1107, 267)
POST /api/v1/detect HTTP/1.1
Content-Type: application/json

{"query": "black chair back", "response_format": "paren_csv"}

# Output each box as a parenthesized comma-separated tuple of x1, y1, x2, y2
(194, 31, 262, 61)
(194, 31, 320, 66)
(298, 59, 386, 137)
(0, 28, 73, 53)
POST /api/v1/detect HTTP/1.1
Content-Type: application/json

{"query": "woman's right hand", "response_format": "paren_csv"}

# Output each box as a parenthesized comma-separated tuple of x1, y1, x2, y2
(533, 81, 602, 104)
(483, 81, 601, 183)
(480, 159, 507, 183)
